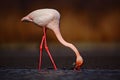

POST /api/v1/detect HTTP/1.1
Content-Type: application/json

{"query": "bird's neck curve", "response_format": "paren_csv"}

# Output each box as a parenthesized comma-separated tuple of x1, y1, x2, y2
(52, 28, 81, 58)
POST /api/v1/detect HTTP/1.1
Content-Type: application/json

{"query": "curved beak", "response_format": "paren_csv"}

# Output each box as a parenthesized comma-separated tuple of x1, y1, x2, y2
(74, 59, 83, 70)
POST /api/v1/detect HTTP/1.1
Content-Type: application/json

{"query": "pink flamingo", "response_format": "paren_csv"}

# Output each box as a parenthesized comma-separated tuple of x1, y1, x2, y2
(21, 8, 83, 70)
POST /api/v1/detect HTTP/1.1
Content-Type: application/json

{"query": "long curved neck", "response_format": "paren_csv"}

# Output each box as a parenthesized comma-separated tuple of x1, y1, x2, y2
(52, 28, 80, 58)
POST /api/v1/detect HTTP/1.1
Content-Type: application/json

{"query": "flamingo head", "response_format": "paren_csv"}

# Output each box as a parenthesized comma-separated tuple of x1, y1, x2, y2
(74, 56, 83, 70)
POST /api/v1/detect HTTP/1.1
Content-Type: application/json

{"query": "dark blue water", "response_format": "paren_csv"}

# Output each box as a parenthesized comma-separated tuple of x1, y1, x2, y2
(0, 43, 120, 80)
(0, 69, 120, 80)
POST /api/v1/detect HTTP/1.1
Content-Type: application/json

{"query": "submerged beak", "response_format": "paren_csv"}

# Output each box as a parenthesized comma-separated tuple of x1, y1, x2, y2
(74, 59, 83, 70)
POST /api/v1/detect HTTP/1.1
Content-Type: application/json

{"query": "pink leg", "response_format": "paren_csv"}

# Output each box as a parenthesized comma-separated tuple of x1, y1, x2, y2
(38, 35, 45, 71)
(43, 27, 57, 70)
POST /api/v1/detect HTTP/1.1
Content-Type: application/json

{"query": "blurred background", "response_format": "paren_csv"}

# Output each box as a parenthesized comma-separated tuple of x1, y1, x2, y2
(0, 0, 120, 69)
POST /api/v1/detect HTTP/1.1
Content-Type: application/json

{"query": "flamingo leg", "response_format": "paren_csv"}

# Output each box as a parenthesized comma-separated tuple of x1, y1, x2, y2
(38, 32, 45, 71)
(43, 27, 57, 70)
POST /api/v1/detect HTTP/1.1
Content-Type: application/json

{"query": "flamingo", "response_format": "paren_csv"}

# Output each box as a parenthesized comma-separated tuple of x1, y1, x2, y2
(21, 8, 83, 70)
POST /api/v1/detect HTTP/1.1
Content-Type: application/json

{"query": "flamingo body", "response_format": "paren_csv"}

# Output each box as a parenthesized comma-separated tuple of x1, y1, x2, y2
(21, 8, 83, 70)
(22, 9, 60, 30)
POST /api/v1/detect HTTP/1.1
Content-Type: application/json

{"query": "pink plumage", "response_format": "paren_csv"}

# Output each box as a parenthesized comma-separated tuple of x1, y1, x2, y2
(21, 8, 83, 70)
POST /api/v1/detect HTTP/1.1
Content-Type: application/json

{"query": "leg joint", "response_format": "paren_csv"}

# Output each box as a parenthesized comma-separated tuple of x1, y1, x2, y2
(45, 46, 49, 50)
(40, 46, 42, 50)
